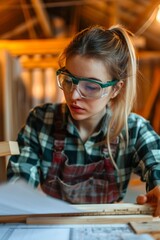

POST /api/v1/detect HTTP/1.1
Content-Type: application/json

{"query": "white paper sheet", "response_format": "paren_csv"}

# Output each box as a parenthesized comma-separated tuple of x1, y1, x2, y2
(0, 224, 154, 240)
(0, 180, 81, 215)
(0, 224, 70, 240)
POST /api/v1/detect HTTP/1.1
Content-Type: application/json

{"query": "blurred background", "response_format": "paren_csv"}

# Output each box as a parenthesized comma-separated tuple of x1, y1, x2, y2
(0, 0, 160, 185)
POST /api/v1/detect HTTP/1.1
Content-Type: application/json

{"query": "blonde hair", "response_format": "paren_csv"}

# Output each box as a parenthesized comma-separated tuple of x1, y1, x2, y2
(58, 24, 137, 149)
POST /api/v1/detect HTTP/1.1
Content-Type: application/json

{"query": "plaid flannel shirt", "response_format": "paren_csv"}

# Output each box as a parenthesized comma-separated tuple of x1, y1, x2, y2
(7, 103, 160, 200)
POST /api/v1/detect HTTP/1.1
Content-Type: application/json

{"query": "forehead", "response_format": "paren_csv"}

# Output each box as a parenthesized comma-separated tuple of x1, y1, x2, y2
(66, 55, 111, 81)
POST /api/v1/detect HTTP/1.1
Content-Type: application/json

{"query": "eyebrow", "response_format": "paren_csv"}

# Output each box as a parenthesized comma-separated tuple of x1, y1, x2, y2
(65, 68, 103, 82)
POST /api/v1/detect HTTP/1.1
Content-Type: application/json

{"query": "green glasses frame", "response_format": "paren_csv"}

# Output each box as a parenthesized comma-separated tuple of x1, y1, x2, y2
(56, 68, 119, 88)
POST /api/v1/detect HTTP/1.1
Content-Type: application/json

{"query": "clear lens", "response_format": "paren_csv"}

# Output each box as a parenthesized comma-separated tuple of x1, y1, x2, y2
(79, 81, 102, 98)
(57, 74, 73, 92)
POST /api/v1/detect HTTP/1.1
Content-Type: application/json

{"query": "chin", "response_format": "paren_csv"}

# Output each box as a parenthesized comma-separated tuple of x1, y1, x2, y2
(70, 113, 86, 121)
(69, 109, 88, 120)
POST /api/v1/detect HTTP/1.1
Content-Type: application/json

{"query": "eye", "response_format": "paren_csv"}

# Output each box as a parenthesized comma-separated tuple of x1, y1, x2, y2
(63, 75, 72, 83)
(82, 82, 100, 92)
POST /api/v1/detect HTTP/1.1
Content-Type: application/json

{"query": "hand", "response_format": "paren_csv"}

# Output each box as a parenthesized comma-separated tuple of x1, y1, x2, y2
(136, 185, 160, 217)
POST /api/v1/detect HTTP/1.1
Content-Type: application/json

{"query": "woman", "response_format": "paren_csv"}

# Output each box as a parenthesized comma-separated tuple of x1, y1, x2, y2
(7, 25, 160, 216)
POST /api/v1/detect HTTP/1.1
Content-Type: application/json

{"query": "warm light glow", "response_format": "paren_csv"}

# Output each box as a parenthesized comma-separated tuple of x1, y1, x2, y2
(156, 5, 160, 23)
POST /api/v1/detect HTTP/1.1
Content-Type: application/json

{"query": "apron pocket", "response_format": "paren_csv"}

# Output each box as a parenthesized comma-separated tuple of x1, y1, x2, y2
(57, 177, 109, 204)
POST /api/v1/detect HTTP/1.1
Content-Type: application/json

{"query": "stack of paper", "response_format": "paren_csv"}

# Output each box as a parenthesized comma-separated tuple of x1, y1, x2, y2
(0, 180, 80, 215)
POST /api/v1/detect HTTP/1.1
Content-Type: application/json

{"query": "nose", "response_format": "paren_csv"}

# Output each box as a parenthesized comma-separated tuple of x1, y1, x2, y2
(70, 85, 81, 99)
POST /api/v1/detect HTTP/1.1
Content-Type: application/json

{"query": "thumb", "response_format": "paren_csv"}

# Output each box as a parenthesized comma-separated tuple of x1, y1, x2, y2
(136, 194, 147, 205)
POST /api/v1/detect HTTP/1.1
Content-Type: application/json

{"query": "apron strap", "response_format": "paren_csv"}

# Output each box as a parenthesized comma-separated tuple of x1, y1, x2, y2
(53, 103, 68, 151)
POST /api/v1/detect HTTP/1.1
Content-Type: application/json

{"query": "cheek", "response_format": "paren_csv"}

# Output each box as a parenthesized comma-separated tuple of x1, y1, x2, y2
(64, 92, 69, 101)
(88, 96, 110, 110)
(100, 91, 112, 104)
(104, 86, 114, 97)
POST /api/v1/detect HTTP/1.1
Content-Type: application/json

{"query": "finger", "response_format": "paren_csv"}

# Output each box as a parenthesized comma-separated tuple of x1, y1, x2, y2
(146, 191, 158, 203)
(153, 198, 160, 217)
(136, 194, 147, 205)
(146, 188, 154, 198)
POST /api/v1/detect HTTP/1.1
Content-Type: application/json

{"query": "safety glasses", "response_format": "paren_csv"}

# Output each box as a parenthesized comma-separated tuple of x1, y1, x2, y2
(56, 68, 119, 99)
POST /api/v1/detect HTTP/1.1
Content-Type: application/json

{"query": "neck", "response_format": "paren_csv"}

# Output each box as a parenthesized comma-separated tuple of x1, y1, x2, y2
(73, 108, 106, 142)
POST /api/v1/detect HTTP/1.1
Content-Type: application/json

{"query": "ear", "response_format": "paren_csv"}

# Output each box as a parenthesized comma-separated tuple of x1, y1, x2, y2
(110, 80, 124, 99)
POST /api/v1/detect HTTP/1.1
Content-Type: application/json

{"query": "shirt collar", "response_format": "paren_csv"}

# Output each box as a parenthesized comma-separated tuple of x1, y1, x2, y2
(66, 106, 112, 139)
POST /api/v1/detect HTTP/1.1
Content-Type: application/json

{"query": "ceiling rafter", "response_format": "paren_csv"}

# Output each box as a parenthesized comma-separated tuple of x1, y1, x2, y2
(31, 0, 53, 38)
(128, 0, 160, 33)
(0, 0, 159, 50)
(20, 0, 37, 39)
(0, 18, 38, 39)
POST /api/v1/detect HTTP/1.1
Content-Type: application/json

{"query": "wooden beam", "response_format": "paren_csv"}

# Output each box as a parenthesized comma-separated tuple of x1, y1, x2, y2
(20, 0, 37, 39)
(139, 66, 160, 119)
(20, 57, 58, 69)
(129, 0, 160, 33)
(69, 7, 79, 36)
(0, 55, 5, 182)
(137, 51, 160, 63)
(31, 0, 53, 38)
(0, 18, 38, 39)
(0, 39, 160, 60)
(0, 38, 71, 56)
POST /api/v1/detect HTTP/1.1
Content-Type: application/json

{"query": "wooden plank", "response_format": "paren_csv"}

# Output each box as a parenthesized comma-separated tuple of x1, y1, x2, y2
(0, 213, 152, 225)
(130, 221, 160, 234)
(0, 141, 20, 157)
(73, 203, 154, 215)
(27, 215, 153, 225)
(0, 203, 154, 224)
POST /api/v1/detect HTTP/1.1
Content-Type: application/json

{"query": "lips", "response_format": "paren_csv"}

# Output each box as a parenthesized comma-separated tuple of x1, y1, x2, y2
(70, 104, 85, 113)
